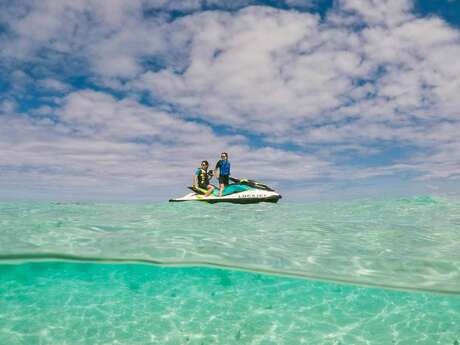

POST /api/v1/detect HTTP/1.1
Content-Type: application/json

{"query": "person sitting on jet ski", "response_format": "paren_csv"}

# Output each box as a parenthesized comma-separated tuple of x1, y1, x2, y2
(193, 160, 214, 197)
(214, 152, 231, 197)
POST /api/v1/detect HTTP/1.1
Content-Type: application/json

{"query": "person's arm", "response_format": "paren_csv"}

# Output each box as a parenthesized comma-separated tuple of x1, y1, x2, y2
(214, 161, 220, 178)
(193, 169, 199, 186)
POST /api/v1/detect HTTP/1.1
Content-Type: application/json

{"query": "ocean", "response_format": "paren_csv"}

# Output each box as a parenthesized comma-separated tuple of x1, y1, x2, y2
(1, 197, 459, 344)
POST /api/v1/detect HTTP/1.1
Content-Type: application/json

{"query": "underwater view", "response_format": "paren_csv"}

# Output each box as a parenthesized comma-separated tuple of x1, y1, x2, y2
(1, 197, 460, 344)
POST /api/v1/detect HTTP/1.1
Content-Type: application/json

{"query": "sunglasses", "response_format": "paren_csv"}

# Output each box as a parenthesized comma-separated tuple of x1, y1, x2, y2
(201, 163, 208, 166)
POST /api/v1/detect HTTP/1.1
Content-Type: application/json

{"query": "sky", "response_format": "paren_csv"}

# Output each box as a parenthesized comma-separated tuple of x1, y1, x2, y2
(1, 0, 460, 202)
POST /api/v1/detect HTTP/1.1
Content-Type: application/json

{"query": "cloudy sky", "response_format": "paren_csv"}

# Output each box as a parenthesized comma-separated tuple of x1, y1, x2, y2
(1, 0, 460, 202)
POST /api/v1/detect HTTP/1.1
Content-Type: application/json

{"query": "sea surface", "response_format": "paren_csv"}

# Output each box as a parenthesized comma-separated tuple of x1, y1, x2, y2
(1, 196, 460, 344)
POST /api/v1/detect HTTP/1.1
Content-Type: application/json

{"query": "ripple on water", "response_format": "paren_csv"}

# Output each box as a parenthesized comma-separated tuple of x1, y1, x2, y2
(0, 198, 460, 293)
(1, 262, 460, 345)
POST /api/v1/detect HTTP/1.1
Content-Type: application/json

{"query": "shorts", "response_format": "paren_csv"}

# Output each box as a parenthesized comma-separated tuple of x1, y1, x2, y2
(218, 175, 229, 186)
(198, 182, 209, 190)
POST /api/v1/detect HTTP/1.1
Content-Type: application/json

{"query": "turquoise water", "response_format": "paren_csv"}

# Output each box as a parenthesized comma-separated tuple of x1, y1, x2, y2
(1, 197, 460, 344)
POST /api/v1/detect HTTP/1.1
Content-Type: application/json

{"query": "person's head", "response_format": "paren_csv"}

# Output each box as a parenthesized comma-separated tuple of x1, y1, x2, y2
(201, 160, 209, 169)
(220, 152, 228, 160)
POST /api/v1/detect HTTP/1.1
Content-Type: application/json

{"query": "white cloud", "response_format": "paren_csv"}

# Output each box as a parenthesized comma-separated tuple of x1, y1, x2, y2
(38, 79, 71, 92)
(171, 7, 456, 126)
(134, 8, 334, 130)
(143, 0, 204, 11)
(1, 0, 460, 200)
(1, 0, 165, 78)
(128, 2, 460, 159)
(0, 90, 333, 199)
(0, 100, 17, 113)
(337, 0, 413, 27)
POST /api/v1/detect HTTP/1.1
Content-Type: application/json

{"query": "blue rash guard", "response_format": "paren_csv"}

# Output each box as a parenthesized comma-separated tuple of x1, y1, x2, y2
(215, 159, 231, 187)
(215, 160, 231, 176)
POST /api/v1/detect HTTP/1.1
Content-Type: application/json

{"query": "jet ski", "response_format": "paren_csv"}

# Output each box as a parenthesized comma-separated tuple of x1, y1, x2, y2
(169, 177, 282, 204)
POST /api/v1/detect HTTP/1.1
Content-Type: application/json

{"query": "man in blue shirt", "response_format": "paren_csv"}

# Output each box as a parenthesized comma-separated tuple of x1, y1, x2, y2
(214, 152, 231, 197)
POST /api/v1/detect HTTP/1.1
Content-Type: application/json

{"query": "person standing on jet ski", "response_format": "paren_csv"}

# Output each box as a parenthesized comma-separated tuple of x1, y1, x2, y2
(214, 152, 231, 197)
(193, 160, 214, 197)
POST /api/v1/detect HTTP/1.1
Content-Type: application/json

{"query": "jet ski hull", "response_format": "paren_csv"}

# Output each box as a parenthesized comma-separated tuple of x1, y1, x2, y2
(169, 190, 281, 204)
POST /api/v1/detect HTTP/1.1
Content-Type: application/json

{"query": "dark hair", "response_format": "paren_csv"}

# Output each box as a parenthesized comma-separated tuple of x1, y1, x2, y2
(201, 160, 209, 166)
(221, 152, 228, 157)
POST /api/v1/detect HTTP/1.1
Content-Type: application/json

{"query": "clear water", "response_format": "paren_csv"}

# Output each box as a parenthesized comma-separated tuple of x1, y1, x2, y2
(1, 197, 460, 344)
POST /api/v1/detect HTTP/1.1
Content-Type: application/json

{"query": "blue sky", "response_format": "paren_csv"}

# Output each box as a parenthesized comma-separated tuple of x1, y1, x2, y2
(1, 0, 460, 202)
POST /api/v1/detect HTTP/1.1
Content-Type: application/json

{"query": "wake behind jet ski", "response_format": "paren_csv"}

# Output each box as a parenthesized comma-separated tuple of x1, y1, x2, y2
(169, 177, 282, 204)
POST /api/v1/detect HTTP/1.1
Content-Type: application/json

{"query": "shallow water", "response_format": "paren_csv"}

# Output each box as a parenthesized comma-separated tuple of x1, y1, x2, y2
(1, 197, 460, 293)
(1, 262, 460, 345)
(1, 197, 460, 344)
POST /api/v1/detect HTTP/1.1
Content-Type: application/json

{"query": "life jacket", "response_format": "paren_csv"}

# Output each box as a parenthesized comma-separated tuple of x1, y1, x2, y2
(197, 168, 209, 186)
(217, 160, 231, 176)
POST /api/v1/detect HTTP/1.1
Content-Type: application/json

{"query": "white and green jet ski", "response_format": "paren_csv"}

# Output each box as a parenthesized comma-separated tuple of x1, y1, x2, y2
(169, 177, 281, 204)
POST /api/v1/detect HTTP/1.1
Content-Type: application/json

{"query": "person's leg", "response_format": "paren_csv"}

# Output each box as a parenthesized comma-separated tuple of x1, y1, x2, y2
(204, 185, 214, 197)
(219, 175, 229, 196)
